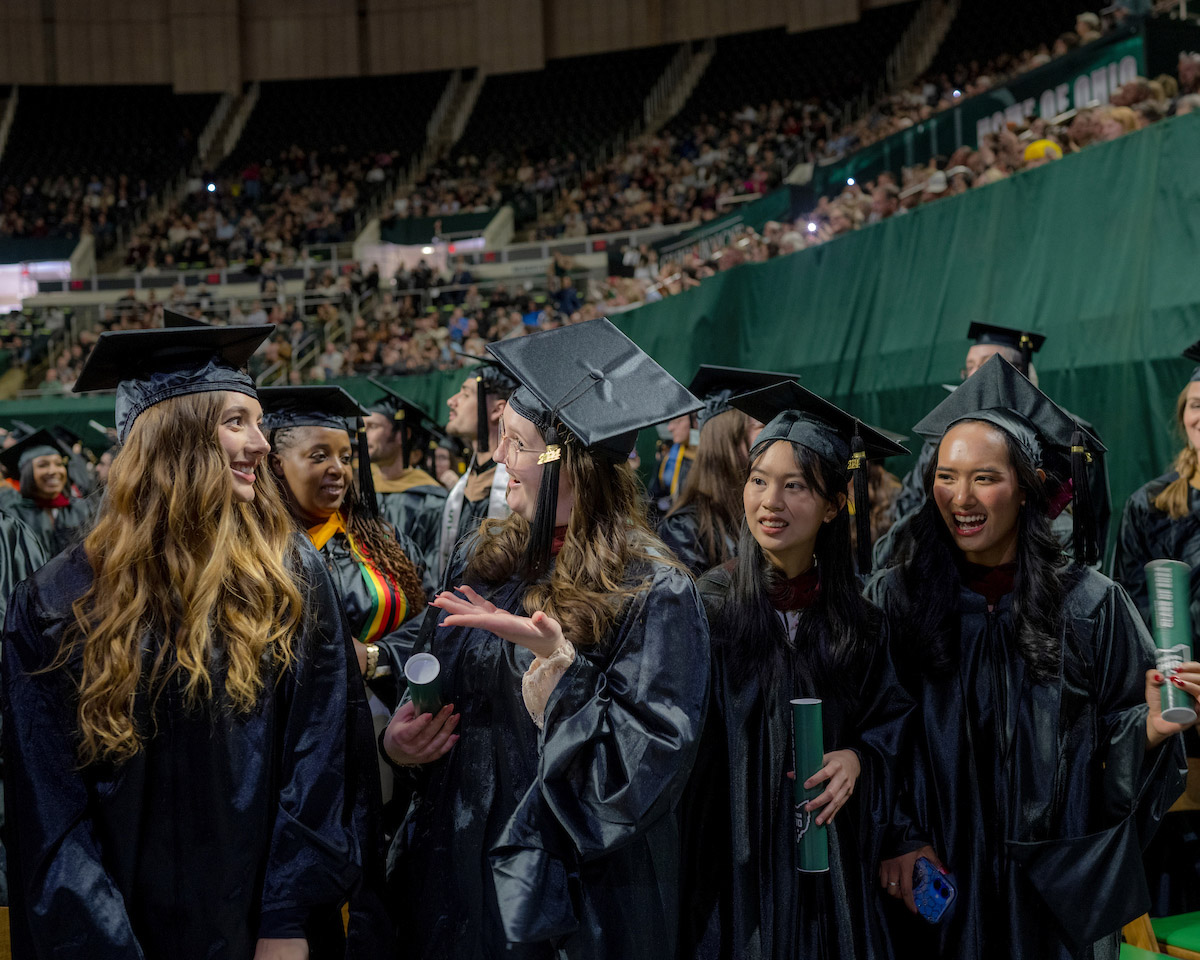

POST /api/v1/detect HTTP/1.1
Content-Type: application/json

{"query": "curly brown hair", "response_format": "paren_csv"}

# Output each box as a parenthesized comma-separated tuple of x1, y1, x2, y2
(466, 426, 680, 646)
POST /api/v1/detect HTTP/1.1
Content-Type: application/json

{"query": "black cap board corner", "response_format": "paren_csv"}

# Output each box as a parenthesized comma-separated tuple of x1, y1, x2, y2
(967, 322, 1047, 355)
(731, 380, 909, 463)
(486, 317, 701, 459)
(688, 364, 797, 429)
(913, 354, 1104, 454)
(258, 385, 368, 433)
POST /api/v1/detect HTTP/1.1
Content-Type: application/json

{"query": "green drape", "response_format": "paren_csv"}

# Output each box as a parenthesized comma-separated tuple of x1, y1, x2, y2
(613, 112, 1200, 557)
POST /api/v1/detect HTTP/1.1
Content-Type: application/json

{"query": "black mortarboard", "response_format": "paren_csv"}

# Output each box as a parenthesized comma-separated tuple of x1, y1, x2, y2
(366, 377, 441, 467)
(8, 420, 36, 443)
(733, 381, 908, 465)
(259, 385, 379, 519)
(0, 428, 70, 478)
(73, 324, 274, 442)
(733, 380, 908, 572)
(913, 354, 1105, 563)
(49, 425, 82, 449)
(688, 364, 796, 429)
(487, 318, 701, 576)
(460, 354, 518, 454)
(967, 322, 1046, 373)
(1182, 339, 1200, 382)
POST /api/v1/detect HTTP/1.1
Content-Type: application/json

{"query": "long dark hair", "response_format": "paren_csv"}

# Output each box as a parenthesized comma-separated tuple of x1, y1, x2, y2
(708, 438, 872, 700)
(889, 422, 1067, 684)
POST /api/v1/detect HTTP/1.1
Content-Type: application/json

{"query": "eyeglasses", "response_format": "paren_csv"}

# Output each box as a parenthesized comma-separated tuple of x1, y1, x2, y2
(495, 432, 549, 464)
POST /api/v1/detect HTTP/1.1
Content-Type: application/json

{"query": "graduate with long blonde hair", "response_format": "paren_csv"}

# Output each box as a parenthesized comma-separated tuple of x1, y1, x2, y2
(2, 323, 374, 960)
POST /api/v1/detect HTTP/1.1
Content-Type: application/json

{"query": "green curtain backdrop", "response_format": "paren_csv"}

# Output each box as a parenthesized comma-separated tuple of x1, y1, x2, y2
(3, 115, 1198, 565)
(613, 112, 1200, 557)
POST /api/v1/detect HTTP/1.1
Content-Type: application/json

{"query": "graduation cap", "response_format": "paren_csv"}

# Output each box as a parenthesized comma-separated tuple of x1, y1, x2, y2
(8, 420, 37, 444)
(1182, 339, 1200, 381)
(487, 318, 701, 576)
(967, 322, 1046, 374)
(365, 377, 441, 467)
(733, 379, 909, 572)
(913, 354, 1105, 564)
(258, 385, 379, 518)
(687, 364, 796, 429)
(0, 428, 70, 479)
(73, 324, 275, 442)
(460, 354, 519, 455)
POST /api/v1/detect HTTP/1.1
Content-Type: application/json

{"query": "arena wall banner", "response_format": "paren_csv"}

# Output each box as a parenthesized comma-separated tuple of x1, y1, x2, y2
(811, 26, 1146, 195)
(613, 112, 1200, 566)
(654, 185, 809, 264)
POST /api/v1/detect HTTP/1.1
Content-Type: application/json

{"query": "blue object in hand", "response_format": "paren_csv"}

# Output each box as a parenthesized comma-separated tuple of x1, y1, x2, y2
(913, 856, 956, 924)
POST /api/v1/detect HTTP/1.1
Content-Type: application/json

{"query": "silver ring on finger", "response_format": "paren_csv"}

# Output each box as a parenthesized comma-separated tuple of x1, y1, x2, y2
(888, 881, 899, 887)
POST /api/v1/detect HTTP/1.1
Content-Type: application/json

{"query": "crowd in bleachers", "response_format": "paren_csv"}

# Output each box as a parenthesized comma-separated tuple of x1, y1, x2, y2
(121, 146, 397, 273)
(595, 38, 1200, 309)
(0, 85, 215, 257)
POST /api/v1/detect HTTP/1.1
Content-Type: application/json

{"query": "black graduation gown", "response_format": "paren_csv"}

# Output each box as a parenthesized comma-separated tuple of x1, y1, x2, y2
(9, 494, 95, 562)
(679, 566, 915, 960)
(864, 566, 1187, 960)
(0, 505, 45, 906)
(375, 469, 448, 598)
(1, 537, 374, 960)
(657, 504, 737, 578)
(389, 542, 710, 960)
(1111, 472, 1200, 914)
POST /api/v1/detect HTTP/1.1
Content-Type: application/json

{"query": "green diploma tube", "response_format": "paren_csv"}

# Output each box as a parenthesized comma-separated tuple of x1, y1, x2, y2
(791, 697, 829, 873)
(405, 652, 444, 717)
(1146, 559, 1197, 725)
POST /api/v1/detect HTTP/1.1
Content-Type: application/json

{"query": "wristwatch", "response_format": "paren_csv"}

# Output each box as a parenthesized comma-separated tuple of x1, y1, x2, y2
(364, 643, 380, 680)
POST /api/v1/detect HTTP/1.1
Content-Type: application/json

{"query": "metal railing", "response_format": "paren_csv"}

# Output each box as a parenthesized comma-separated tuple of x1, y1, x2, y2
(32, 244, 357, 296)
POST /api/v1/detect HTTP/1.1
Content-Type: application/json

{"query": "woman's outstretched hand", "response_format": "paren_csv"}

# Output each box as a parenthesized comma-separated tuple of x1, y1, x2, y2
(434, 584, 564, 660)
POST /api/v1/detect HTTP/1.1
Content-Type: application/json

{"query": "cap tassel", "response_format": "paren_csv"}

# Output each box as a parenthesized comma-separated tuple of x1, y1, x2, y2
(522, 422, 561, 580)
(356, 418, 380, 519)
(1069, 428, 1098, 566)
(475, 375, 490, 457)
(850, 432, 871, 574)
(1019, 334, 1034, 376)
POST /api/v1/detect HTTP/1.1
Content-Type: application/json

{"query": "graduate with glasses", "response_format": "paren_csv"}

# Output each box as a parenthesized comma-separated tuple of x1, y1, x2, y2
(383, 319, 709, 959)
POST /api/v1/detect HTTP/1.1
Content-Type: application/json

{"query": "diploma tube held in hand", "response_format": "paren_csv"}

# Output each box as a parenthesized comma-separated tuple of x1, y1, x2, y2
(1146, 559, 1197, 725)
(405, 652, 444, 717)
(791, 698, 829, 873)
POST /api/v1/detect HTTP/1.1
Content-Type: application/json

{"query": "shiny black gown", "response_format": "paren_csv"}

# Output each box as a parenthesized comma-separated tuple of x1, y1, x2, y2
(10, 495, 95, 561)
(375, 468, 448, 597)
(2, 537, 375, 960)
(657, 505, 738, 578)
(864, 566, 1186, 959)
(0, 505, 45, 906)
(679, 565, 915, 960)
(389, 541, 710, 959)
(1112, 472, 1200, 914)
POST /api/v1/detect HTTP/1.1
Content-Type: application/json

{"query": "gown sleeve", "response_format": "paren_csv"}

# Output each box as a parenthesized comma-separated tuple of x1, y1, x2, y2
(489, 563, 710, 942)
(657, 510, 709, 578)
(849, 610, 926, 861)
(1112, 490, 1153, 625)
(257, 541, 367, 938)
(1, 577, 145, 959)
